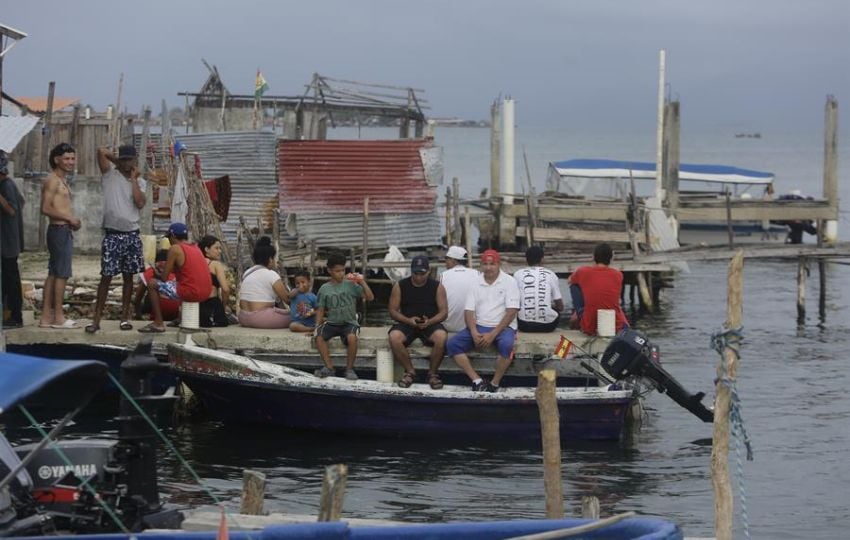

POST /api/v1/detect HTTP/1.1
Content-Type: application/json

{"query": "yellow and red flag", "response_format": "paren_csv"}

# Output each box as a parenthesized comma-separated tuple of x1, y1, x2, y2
(553, 335, 572, 359)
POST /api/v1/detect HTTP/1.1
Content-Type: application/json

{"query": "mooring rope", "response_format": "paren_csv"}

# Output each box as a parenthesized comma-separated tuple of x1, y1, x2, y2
(711, 326, 753, 540)
(18, 405, 131, 534)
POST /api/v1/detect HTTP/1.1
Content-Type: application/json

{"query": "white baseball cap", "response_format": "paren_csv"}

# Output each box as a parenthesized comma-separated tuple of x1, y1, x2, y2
(446, 246, 467, 260)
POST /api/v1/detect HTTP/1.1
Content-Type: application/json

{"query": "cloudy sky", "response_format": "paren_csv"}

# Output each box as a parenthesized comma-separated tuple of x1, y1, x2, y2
(2, 0, 848, 131)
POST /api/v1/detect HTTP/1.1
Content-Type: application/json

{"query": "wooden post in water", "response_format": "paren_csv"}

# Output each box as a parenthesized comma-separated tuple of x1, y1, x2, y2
(665, 101, 680, 230)
(361, 197, 369, 276)
(318, 464, 348, 521)
(464, 206, 473, 269)
(535, 369, 563, 519)
(581, 496, 600, 519)
(711, 250, 743, 540)
(239, 470, 266, 515)
(796, 257, 807, 325)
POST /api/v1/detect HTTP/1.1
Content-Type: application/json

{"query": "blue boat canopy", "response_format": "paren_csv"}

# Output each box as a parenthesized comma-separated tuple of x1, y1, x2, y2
(550, 158, 774, 185)
(0, 352, 108, 415)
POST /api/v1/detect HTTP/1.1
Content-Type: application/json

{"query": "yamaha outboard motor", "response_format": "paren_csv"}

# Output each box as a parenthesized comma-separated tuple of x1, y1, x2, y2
(600, 329, 714, 422)
(63, 338, 182, 532)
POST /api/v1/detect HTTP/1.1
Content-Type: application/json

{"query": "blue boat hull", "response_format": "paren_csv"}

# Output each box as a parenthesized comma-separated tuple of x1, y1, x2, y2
(21, 517, 683, 539)
(178, 371, 632, 441)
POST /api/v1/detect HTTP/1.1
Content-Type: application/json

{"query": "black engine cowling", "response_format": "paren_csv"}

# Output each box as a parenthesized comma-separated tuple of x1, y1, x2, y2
(601, 329, 714, 422)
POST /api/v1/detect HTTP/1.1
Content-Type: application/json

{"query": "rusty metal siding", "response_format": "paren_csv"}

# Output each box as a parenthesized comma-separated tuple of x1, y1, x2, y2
(294, 213, 441, 249)
(174, 131, 278, 243)
(278, 139, 438, 213)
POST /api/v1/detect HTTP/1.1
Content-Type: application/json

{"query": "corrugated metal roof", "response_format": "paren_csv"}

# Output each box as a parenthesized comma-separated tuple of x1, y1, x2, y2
(15, 97, 79, 113)
(172, 131, 278, 245)
(295, 212, 441, 249)
(278, 139, 439, 213)
(0, 115, 39, 153)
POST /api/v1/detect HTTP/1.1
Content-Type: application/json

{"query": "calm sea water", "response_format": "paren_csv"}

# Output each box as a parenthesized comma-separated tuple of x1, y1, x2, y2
(11, 125, 850, 538)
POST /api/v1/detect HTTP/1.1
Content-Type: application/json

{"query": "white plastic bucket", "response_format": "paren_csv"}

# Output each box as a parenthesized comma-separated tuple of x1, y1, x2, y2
(376, 350, 394, 383)
(597, 309, 616, 337)
(181, 302, 200, 330)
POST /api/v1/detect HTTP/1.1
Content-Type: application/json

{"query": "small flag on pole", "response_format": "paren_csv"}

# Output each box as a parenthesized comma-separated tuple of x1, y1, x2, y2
(553, 335, 572, 359)
(255, 70, 269, 98)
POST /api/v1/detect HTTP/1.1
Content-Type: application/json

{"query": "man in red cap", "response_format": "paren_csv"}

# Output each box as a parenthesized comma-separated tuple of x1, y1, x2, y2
(446, 249, 520, 392)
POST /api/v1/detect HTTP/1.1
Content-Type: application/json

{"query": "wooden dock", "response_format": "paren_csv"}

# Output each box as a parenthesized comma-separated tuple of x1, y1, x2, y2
(4, 315, 607, 380)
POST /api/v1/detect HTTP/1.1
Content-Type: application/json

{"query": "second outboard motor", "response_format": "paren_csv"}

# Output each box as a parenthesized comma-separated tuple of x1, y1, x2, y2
(600, 329, 714, 422)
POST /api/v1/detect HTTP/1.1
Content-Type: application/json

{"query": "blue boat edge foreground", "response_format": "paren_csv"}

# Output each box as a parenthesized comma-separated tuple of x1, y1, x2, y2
(166, 343, 638, 441)
(20, 516, 683, 540)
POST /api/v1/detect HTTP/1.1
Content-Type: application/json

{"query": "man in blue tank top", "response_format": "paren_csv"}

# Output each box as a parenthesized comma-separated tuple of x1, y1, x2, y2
(388, 255, 449, 390)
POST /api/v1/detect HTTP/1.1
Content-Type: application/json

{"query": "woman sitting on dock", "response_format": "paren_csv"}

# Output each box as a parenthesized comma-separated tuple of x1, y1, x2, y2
(197, 235, 233, 327)
(237, 237, 292, 329)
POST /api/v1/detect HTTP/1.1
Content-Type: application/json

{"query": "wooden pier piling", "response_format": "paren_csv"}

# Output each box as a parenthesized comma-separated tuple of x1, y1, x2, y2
(581, 496, 600, 519)
(711, 250, 743, 540)
(535, 369, 563, 519)
(318, 464, 348, 522)
(240, 470, 266, 515)
(797, 257, 807, 325)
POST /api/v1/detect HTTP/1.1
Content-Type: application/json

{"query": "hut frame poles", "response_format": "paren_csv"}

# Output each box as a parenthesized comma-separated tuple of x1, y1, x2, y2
(711, 250, 743, 540)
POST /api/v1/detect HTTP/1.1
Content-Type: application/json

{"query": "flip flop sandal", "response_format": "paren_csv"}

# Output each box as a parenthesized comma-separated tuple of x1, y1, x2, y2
(84, 324, 100, 334)
(119, 321, 133, 331)
(138, 324, 166, 334)
(428, 373, 444, 390)
(397, 371, 416, 388)
(51, 320, 81, 329)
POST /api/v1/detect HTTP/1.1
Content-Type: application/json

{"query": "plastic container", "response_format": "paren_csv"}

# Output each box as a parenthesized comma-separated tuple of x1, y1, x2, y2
(181, 302, 200, 330)
(597, 309, 616, 337)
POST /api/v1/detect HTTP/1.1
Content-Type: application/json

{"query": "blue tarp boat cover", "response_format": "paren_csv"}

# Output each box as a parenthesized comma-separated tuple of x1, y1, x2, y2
(0, 352, 107, 415)
(551, 158, 774, 184)
(19, 516, 683, 539)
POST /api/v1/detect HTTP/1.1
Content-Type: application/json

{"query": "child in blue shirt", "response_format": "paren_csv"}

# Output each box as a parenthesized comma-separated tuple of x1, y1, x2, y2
(289, 270, 318, 333)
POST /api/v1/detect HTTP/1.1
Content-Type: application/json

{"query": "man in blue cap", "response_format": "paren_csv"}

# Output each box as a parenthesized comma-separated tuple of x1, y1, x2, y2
(138, 222, 212, 333)
(387, 255, 448, 389)
(86, 145, 147, 333)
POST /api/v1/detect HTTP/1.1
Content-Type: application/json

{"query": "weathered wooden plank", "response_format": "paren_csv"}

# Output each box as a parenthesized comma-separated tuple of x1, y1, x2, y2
(516, 226, 630, 244)
(636, 243, 850, 264)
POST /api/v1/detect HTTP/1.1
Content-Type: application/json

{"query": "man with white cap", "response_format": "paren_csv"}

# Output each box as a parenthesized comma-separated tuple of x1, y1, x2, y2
(440, 245, 479, 332)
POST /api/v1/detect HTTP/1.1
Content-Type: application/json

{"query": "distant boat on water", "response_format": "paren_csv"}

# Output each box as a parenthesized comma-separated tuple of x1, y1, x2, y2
(734, 132, 762, 138)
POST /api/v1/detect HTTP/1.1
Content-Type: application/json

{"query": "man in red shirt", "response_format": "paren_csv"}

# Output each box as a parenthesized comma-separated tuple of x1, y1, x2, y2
(568, 243, 629, 335)
(138, 223, 212, 333)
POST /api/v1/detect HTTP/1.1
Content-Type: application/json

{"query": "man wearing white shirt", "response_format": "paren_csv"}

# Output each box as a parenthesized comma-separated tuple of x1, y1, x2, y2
(446, 249, 520, 392)
(513, 245, 564, 332)
(440, 245, 479, 332)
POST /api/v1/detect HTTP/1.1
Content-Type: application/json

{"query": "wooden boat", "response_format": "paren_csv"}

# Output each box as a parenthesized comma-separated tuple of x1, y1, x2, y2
(168, 343, 638, 441)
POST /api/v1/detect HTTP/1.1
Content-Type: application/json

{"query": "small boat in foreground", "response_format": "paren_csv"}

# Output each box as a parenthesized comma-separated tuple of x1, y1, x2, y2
(168, 343, 638, 441)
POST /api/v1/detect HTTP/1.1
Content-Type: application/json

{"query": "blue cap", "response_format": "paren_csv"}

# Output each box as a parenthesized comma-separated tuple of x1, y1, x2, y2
(165, 222, 188, 237)
(411, 255, 430, 273)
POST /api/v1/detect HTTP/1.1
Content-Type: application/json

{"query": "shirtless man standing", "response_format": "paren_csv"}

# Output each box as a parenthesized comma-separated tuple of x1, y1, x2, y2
(39, 143, 82, 329)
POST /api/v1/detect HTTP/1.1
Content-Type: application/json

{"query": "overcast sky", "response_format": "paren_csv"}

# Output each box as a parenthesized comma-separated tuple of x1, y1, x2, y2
(2, 0, 848, 132)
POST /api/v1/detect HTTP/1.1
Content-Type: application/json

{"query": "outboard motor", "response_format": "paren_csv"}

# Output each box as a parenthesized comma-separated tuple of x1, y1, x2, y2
(600, 329, 714, 422)
(65, 338, 182, 532)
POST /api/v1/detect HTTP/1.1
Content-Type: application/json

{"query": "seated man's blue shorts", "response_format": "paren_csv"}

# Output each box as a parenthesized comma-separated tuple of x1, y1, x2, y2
(447, 324, 516, 359)
(156, 279, 179, 300)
